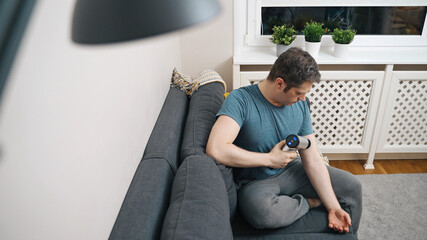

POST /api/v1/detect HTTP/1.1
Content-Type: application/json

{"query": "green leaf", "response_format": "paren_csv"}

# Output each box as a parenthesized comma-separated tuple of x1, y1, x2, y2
(332, 27, 357, 44)
(269, 24, 297, 45)
(302, 20, 328, 42)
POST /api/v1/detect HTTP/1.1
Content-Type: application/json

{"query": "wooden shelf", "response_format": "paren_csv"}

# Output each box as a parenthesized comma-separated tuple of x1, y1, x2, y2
(234, 46, 427, 65)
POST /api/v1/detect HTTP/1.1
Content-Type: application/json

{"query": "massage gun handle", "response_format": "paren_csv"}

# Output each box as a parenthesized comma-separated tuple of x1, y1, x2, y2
(268, 145, 296, 170)
(282, 145, 293, 151)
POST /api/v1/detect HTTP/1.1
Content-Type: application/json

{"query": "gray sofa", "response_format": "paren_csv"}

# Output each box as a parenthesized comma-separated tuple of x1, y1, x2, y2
(109, 82, 358, 240)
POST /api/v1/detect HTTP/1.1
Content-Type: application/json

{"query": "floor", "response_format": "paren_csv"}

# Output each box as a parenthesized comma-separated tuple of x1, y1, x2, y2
(329, 159, 427, 175)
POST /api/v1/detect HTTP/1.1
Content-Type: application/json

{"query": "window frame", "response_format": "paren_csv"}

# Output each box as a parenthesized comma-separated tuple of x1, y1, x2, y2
(247, 0, 427, 47)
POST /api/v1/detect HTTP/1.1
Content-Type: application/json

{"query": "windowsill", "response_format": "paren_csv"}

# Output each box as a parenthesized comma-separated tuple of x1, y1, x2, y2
(234, 46, 427, 65)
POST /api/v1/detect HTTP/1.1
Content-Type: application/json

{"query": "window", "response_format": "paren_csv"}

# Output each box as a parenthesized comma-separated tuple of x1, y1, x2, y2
(261, 7, 426, 36)
(245, 0, 427, 47)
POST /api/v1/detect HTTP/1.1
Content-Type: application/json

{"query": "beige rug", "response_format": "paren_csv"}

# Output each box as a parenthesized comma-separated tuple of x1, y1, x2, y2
(356, 173, 427, 240)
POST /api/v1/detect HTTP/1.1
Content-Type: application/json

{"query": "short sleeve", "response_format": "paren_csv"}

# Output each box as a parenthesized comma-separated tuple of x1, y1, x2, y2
(298, 100, 314, 136)
(216, 89, 247, 127)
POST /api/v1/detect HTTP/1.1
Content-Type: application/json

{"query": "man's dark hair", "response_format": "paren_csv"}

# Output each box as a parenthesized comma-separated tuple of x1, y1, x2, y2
(267, 47, 321, 92)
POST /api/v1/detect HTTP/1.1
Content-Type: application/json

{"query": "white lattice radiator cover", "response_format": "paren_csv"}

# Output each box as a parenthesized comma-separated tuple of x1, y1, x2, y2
(377, 72, 427, 153)
(309, 80, 371, 145)
(386, 80, 426, 146)
(307, 71, 384, 153)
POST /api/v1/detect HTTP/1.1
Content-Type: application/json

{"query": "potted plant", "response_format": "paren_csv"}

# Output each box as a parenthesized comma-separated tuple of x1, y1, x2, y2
(332, 27, 357, 58)
(269, 24, 297, 57)
(301, 20, 328, 58)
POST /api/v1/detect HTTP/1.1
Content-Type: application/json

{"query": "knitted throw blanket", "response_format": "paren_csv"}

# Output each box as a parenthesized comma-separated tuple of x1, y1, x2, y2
(171, 68, 227, 96)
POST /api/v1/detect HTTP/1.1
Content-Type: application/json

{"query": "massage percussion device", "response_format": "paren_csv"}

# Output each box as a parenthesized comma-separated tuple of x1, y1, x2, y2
(282, 134, 311, 151)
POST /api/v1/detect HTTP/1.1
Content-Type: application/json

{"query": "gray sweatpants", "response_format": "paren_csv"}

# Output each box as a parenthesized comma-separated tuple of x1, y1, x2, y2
(237, 158, 362, 234)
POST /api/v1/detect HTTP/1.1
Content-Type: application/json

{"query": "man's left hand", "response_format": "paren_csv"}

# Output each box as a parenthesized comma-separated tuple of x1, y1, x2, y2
(328, 209, 351, 233)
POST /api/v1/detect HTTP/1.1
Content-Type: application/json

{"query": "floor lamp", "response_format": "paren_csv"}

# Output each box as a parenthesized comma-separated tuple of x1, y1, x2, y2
(71, 0, 221, 44)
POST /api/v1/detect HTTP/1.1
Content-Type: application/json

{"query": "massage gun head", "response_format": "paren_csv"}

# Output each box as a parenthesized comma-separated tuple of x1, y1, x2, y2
(282, 134, 311, 151)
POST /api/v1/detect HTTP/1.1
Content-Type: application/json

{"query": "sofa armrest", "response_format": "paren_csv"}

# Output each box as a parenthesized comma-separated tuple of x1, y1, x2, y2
(161, 155, 233, 240)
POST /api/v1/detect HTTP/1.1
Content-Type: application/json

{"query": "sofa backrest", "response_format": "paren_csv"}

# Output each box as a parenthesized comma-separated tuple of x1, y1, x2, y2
(178, 82, 237, 218)
(143, 86, 189, 173)
(109, 86, 189, 240)
(180, 82, 225, 161)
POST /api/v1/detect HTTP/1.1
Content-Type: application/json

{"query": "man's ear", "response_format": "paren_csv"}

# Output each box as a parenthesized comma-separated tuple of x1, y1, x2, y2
(275, 77, 287, 90)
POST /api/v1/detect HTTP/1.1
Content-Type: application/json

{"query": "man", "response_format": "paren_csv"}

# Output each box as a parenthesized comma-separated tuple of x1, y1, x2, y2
(206, 47, 362, 234)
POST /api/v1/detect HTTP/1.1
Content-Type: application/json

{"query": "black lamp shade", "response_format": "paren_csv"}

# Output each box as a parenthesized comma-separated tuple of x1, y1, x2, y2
(72, 0, 221, 44)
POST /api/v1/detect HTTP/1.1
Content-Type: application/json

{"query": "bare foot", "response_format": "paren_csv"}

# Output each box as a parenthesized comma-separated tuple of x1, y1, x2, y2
(307, 198, 322, 209)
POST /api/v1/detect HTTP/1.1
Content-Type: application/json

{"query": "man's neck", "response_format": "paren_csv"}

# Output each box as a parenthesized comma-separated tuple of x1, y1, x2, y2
(258, 80, 283, 107)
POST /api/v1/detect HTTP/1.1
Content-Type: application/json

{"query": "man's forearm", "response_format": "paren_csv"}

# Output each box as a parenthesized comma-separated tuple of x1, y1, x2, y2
(207, 142, 270, 168)
(302, 158, 341, 211)
(299, 134, 341, 211)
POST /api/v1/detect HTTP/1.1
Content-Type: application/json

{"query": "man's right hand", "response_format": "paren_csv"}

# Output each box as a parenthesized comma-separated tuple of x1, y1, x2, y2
(268, 140, 298, 169)
(207, 116, 298, 168)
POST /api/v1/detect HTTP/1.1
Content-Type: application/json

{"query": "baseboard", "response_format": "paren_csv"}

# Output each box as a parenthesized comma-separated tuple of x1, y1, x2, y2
(325, 153, 368, 160)
(325, 153, 427, 161)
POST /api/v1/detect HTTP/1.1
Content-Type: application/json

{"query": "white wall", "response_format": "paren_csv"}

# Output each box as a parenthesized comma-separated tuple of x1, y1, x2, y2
(179, 0, 233, 91)
(0, 1, 182, 240)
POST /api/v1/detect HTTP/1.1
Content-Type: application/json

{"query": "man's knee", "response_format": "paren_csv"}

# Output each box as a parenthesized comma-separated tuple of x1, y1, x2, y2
(239, 195, 285, 229)
(330, 168, 362, 198)
(345, 173, 362, 201)
(353, 176, 362, 194)
(245, 208, 278, 229)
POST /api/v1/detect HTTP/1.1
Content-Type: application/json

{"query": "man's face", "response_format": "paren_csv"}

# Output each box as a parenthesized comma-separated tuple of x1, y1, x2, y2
(280, 81, 313, 106)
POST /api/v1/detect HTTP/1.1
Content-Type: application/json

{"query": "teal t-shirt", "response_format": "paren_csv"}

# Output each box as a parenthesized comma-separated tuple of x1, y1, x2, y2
(217, 84, 313, 181)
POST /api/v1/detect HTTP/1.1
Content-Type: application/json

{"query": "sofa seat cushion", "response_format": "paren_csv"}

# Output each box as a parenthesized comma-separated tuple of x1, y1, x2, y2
(233, 232, 357, 240)
(232, 206, 357, 239)
(161, 155, 233, 240)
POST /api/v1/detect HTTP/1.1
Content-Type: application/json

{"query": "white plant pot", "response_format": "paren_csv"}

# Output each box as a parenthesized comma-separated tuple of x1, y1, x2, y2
(305, 41, 321, 58)
(276, 44, 291, 57)
(334, 43, 350, 58)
